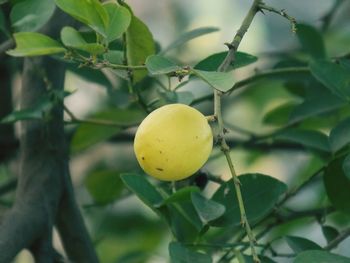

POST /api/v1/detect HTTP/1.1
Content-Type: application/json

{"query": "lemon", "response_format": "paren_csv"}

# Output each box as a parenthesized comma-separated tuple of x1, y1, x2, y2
(134, 104, 213, 181)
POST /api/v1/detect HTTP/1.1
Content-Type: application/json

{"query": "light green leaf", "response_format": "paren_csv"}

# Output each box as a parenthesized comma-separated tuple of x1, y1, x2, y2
(297, 24, 326, 59)
(126, 15, 155, 83)
(61, 26, 105, 55)
(294, 250, 350, 263)
(211, 174, 287, 227)
(161, 27, 219, 55)
(71, 108, 145, 153)
(85, 170, 123, 204)
(191, 192, 225, 224)
(55, 0, 108, 37)
(192, 69, 235, 93)
(324, 157, 350, 214)
(7, 32, 66, 57)
(194, 51, 258, 71)
(343, 154, 350, 181)
(309, 60, 350, 99)
(329, 117, 350, 153)
(285, 236, 322, 253)
(145, 55, 181, 75)
(103, 3, 131, 43)
(169, 242, 212, 263)
(10, 0, 55, 32)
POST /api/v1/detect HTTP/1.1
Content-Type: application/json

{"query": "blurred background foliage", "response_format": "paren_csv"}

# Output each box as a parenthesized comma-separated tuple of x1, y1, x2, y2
(1, 0, 350, 262)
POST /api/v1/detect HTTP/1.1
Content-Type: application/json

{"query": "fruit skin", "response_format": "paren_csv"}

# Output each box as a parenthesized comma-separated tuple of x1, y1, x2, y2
(134, 104, 213, 181)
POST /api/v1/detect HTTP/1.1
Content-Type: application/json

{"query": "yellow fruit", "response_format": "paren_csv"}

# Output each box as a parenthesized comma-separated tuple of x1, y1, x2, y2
(134, 104, 213, 181)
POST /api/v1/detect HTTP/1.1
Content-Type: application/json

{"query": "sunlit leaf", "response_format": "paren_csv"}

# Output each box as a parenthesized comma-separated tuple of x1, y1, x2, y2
(103, 3, 131, 43)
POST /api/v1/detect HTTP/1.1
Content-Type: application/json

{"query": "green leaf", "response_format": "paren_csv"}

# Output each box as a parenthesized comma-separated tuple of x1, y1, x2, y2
(169, 242, 212, 263)
(120, 173, 164, 209)
(294, 250, 350, 263)
(162, 187, 200, 205)
(343, 154, 350, 181)
(211, 174, 287, 227)
(192, 69, 235, 93)
(145, 55, 182, 75)
(55, 0, 108, 37)
(161, 27, 219, 55)
(322, 225, 340, 244)
(126, 15, 155, 83)
(103, 3, 131, 43)
(103, 50, 124, 64)
(10, 0, 55, 32)
(70, 108, 145, 153)
(309, 60, 350, 99)
(297, 24, 326, 59)
(7, 32, 66, 57)
(285, 236, 322, 253)
(275, 129, 330, 152)
(85, 170, 123, 204)
(194, 51, 257, 71)
(242, 255, 277, 263)
(191, 192, 225, 224)
(61, 26, 105, 55)
(329, 117, 350, 153)
(263, 102, 297, 125)
(324, 157, 350, 214)
(0, 8, 10, 37)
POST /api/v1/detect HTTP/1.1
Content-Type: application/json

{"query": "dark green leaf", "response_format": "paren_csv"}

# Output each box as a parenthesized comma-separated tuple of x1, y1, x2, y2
(322, 225, 340, 244)
(211, 174, 287, 227)
(0, 8, 10, 37)
(294, 250, 350, 263)
(162, 187, 200, 205)
(285, 236, 322, 253)
(120, 173, 163, 209)
(126, 15, 155, 83)
(169, 242, 212, 263)
(145, 55, 181, 75)
(324, 157, 350, 214)
(66, 64, 112, 88)
(55, 0, 108, 37)
(85, 170, 123, 204)
(194, 51, 257, 71)
(191, 192, 225, 224)
(10, 0, 55, 32)
(309, 60, 350, 99)
(276, 129, 330, 152)
(71, 108, 145, 153)
(329, 117, 350, 153)
(343, 154, 350, 181)
(7, 32, 66, 57)
(263, 102, 297, 125)
(161, 27, 219, 55)
(191, 69, 235, 93)
(103, 3, 131, 43)
(297, 24, 326, 59)
(242, 255, 277, 263)
(61, 26, 105, 55)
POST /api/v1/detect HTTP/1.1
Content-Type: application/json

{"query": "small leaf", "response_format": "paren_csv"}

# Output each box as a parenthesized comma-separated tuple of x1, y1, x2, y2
(169, 242, 212, 263)
(55, 0, 108, 37)
(194, 51, 257, 71)
(145, 55, 181, 75)
(120, 173, 164, 209)
(294, 250, 350, 263)
(61, 26, 105, 55)
(161, 27, 219, 55)
(162, 187, 200, 205)
(263, 102, 297, 125)
(7, 32, 66, 57)
(322, 225, 340, 244)
(324, 157, 350, 214)
(275, 129, 330, 152)
(343, 154, 350, 181)
(310, 60, 350, 99)
(329, 117, 350, 153)
(211, 174, 287, 227)
(126, 15, 155, 83)
(297, 24, 326, 59)
(191, 192, 225, 224)
(85, 170, 123, 204)
(103, 3, 131, 43)
(285, 236, 322, 253)
(10, 0, 55, 32)
(192, 69, 235, 93)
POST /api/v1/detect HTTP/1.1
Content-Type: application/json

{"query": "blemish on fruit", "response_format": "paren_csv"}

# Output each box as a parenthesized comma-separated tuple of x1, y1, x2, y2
(156, 167, 164, 171)
(142, 157, 145, 160)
